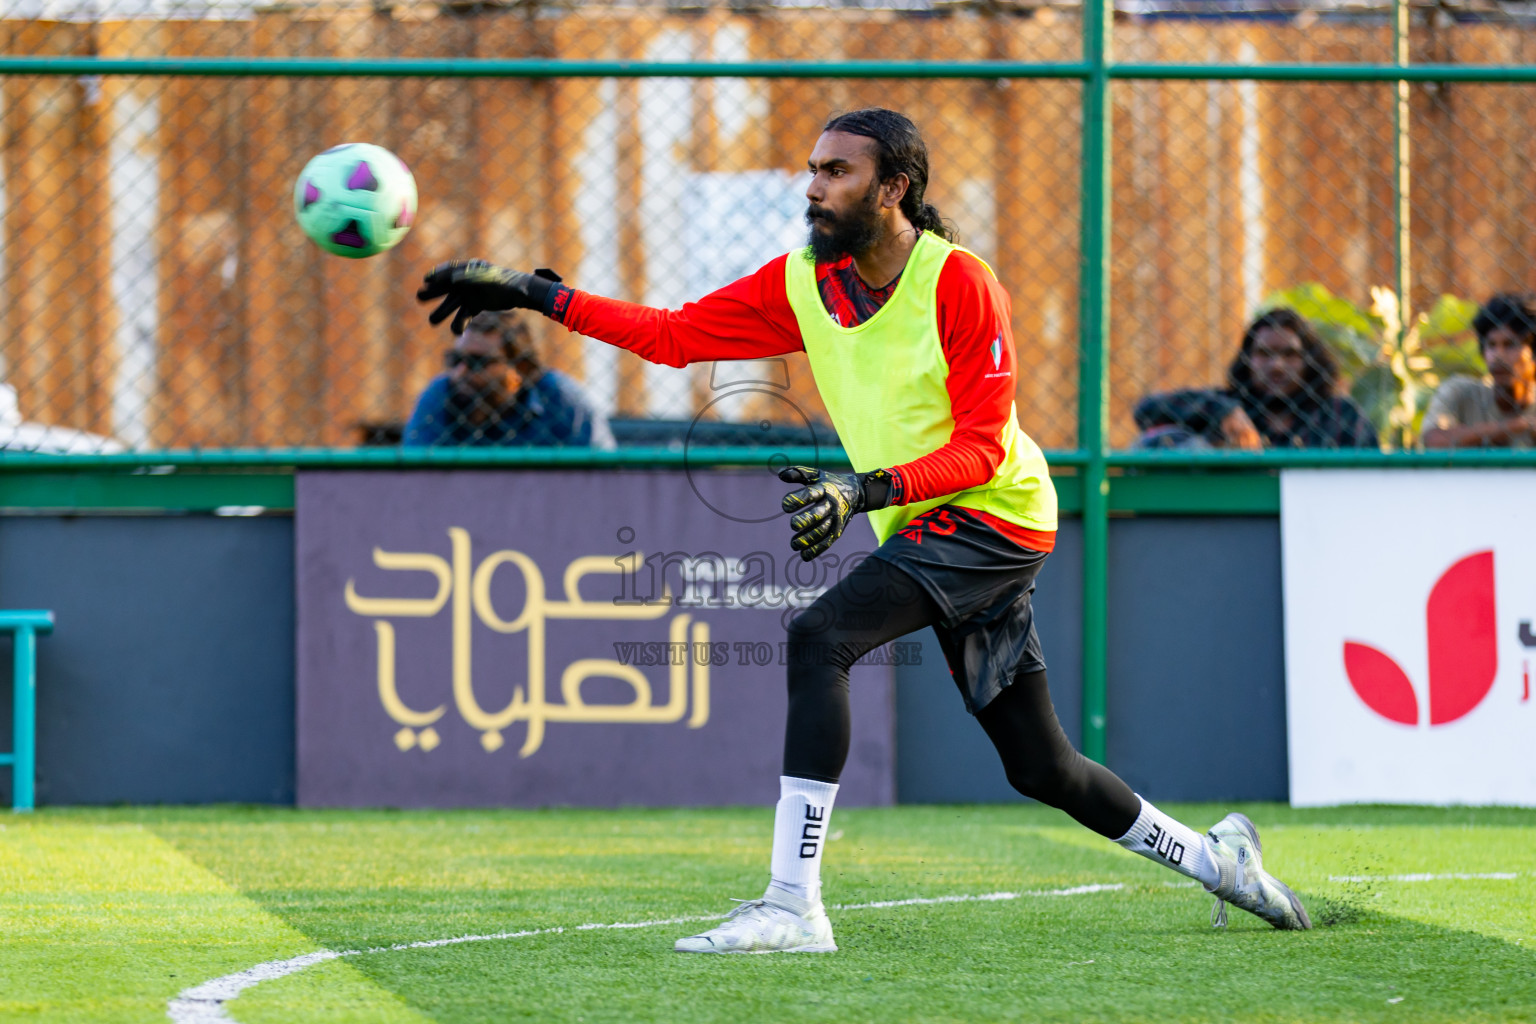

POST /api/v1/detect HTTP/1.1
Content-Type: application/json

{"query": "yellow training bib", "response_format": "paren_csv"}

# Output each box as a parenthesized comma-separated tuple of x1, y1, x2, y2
(784, 232, 1057, 544)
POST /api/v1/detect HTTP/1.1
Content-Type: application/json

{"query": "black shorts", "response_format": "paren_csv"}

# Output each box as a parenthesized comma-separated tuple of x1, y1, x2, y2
(870, 505, 1049, 715)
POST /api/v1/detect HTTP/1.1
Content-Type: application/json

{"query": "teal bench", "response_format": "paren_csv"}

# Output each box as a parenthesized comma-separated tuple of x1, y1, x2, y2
(1, 610, 54, 812)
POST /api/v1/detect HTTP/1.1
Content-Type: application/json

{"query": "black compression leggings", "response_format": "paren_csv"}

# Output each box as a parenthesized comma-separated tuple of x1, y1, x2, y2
(782, 556, 1140, 840)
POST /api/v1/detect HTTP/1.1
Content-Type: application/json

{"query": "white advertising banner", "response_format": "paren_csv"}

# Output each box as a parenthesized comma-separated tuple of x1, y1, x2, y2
(1282, 469, 1536, 806)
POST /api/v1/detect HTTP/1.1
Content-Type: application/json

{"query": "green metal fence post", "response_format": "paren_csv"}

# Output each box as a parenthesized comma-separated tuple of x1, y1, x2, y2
(1392, 0, 1412, 448)
(1078, 0, 1113, 764)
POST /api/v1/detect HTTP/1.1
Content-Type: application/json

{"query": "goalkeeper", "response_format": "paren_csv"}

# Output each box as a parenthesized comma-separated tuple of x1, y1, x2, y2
(418, 107, 1311, 952)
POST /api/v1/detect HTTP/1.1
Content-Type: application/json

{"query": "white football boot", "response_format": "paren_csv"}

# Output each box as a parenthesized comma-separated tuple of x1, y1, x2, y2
(1204, 812, 1312, 930)
(674, 894, 838, 954)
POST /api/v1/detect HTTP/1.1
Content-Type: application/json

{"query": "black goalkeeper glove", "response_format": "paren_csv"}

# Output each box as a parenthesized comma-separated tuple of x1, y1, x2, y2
(778, 465, 897, 561)
(417, 260, 563, 334)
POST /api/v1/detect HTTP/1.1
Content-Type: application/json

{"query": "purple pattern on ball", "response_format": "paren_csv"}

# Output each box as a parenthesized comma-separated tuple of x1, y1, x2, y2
(395, 204, 414, 229)
(302, 181, 320, 208)
(332, 221, 368, 249)
(346, 161, 378, 191)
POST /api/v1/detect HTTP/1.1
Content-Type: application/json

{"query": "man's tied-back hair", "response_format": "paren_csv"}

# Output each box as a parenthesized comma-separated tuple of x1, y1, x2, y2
(823, 108, 955, 243)
(1472, 293, 1536, 354)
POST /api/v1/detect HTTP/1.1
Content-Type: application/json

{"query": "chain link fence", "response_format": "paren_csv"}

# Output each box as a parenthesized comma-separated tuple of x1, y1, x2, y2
(0, 0, 1531, 454)
(1113, 5, 1536, 453)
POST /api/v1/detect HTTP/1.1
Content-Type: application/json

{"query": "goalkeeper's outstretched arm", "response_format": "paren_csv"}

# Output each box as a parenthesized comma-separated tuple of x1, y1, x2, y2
(418, 255, 805, 368)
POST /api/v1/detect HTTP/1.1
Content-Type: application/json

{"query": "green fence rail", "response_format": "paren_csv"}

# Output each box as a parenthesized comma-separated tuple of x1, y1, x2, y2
(5, 57, 1536, 82)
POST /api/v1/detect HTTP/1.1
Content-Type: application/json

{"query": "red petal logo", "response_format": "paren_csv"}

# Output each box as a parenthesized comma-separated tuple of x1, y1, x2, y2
(1342, 550, 1497, 727)
(1425, 551, 1497, 725)
(1344, 641, 1419, 725)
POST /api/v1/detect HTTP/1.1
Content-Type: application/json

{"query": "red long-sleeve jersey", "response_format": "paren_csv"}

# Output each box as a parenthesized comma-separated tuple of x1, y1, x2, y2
(552, 250, 1054, 552)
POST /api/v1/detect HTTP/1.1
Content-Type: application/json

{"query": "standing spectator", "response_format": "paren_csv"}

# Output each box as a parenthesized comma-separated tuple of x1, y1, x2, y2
(404, 311, 613, 449)
(1134, 308, 1378, 450)
(1422, 293, 1536, 449)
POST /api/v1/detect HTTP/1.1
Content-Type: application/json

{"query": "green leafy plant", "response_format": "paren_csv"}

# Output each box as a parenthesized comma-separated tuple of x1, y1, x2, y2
(1259, 283, 1484, 449)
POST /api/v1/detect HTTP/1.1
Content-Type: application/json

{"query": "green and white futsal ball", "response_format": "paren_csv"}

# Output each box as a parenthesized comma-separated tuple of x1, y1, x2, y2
(293, 143, 417, 258)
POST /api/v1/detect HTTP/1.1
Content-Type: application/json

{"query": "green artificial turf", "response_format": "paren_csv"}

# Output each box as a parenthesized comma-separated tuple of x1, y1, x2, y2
(2, 804, 1533, 1023)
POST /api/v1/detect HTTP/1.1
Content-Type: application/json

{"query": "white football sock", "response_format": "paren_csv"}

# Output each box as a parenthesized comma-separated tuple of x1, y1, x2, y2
(1113, 796, 1218, 889)
(767, 775, 839, 907)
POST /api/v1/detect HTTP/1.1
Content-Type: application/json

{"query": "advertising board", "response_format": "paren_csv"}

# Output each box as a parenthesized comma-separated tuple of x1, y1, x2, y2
(1282, 470, 1536, 806)
(296, 470, 897, 808)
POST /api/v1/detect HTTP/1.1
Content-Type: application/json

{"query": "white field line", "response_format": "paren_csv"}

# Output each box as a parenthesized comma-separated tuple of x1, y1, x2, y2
(1328, 872, 1522, 882)
(166, 883, 1125, 1024)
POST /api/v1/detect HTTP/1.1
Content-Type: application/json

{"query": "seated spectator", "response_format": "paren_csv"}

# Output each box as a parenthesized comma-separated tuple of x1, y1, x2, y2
(1421, 293, 1536, 449)
(1134, 307, 1378, 450)
(404, 311, 613, 449)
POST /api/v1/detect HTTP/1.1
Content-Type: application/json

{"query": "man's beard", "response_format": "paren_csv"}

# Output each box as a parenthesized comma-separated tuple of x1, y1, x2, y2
(804, 180, 883, 262)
